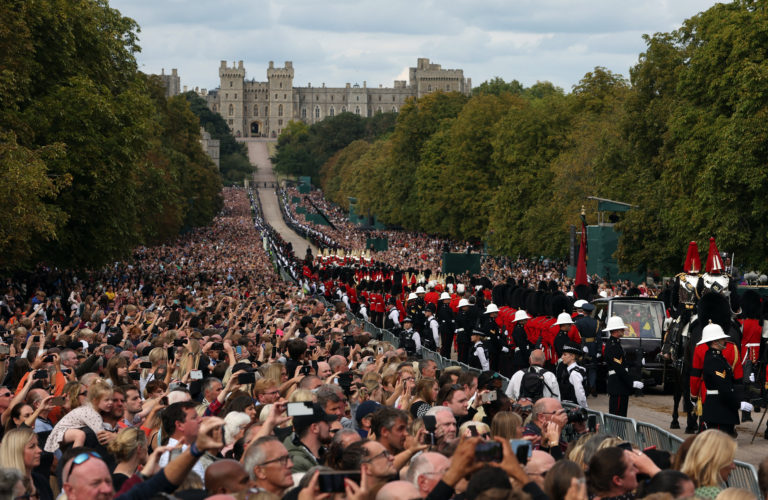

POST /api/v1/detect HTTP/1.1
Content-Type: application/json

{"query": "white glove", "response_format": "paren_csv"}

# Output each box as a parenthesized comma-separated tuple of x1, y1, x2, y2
(583, 346, 589, 353)
(750, 373, 756, 383)
(502, 347, 509, 353)
(642, 358, 646, 366)
(741, 402, 754, 412)
(596, 352, 601, 358)
(633, 381, 644, 390)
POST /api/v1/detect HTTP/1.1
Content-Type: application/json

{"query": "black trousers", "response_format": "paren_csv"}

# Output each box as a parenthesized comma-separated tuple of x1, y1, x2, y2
(440, 331, 454, 358)
(609, 394, 629, 417)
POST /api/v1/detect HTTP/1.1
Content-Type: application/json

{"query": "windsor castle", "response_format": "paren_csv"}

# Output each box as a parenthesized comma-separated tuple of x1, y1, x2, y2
(200, 58, 471, 139)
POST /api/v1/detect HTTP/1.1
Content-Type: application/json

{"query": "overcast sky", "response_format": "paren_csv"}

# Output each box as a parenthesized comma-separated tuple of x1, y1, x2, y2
(109, 0, 720, 93)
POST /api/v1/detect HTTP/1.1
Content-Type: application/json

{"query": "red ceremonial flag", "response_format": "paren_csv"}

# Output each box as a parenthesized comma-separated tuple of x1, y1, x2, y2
(575, 211, 588, 286)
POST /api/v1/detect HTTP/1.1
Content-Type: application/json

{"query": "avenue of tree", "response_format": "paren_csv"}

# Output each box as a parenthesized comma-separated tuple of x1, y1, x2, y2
(0, 0, 227, 271)
(274, 0, 768, 275)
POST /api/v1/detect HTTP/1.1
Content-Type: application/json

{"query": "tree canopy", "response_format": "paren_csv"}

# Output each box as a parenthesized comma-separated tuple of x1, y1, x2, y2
(276, 0, 768, 274)
(0, 0, 222, 270)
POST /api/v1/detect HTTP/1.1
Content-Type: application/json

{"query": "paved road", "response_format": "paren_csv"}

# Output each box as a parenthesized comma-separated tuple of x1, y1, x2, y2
(242, 139, 318, 258)
(586, 390, 768, 463)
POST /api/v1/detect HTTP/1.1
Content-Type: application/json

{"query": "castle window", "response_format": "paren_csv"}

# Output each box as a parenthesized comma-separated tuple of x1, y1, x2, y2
(330, 107, 335, 117)
(316, 96, 319, 101)
(279, 119, 283, 125)
(225, 93, 228, 99)
(356, 96, 359, 101)
(275, 94, 278, 100)
(392, 96, 395, 101)
(230, 81, 233, 87)
(228, 119, 233, 125)
(228, 104, 233, 116)
(284, 94, 287, 99)
(378, 96, 381, 101)
(264, 105, 268, 115)
(331, 96, 334, 101)
(315, 106, 320, 118)
(302, 108, 307, 118)
(428, 84, 432, 91)
(446, 85, 450, 91)
(342, 106, 346, 113)
(234, 94, 237, 99)
(392, 106, 397, 113)
(278, 104, 283, 117)
(279, 82, 282, 88)
(355, 106, 360, 115)
(254, 105, 258, 116)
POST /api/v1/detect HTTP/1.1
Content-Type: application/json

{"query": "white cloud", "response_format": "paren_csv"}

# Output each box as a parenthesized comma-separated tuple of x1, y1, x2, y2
(110, 0, 720, 92)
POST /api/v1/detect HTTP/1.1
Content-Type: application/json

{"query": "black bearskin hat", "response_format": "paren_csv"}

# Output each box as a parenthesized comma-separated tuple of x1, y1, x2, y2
(697, 292, 732, 333)
(574, 284, 592, 302)
(740, 289, 762, 320)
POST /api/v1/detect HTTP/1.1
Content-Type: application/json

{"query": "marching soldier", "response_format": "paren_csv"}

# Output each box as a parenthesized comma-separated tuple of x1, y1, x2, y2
(574, 300, 600, 396)
(437, 292, 455, 358)
(511, 310, 533, 372)
(605, 316, 644, 416)
(553, 312, 575, 359)
(696, 322, 753, 436)
(455, 298, 473, 364)
(480, 303, 507, 372)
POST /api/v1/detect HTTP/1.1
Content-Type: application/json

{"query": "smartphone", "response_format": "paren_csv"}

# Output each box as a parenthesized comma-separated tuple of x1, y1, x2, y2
(173, 338, 186, 347)
(190, 370, 203, 380)
(588, 415, 597, 432)
(43, 354, 55, 363)
(235, 346, 242, 355)
(237, 372, 256, 385)
(167, 346, 175, 361)
(33, 336, 40, 342)
(481, 391, 498, 403)
(475, 441, 503, 462)
(300, 365, 312, 375)
(286, 401, 315, 417)
(468, 425, 479, 437)
(422, 415, 437, 433)
(128, 371, 140, 380)
(140, 361, 153, 369)
(377, 346, 383, 354)
(0, 345, 9, 355)
(160, 396, 168, 406)
(50, 396, 66, 406)
(318, 472, 362, 493)
(33, 370, 48, 380)
(271, 346, 277, 358)
(510, 440, 532, 465)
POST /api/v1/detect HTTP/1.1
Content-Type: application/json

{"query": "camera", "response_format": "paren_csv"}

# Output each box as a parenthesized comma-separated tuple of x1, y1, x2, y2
(475, 441, 502, 462)
(566, 407, 588, 424)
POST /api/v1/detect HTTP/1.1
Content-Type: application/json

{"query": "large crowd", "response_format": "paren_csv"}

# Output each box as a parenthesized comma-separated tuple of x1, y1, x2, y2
(0, 186, 763, 500)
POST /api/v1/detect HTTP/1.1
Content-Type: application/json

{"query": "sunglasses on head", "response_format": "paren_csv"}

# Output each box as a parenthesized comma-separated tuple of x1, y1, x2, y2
(63, 451, 102, 483)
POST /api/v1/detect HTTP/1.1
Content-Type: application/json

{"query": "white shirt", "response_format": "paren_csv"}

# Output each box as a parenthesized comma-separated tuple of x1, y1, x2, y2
(158, 437, 207, 485)
(567, 363, 588, 408)
(506, 366, 561, 401)
(473, 341, 490, 371)
(388, 308, 400, 327)
(427, 316, 440, 348)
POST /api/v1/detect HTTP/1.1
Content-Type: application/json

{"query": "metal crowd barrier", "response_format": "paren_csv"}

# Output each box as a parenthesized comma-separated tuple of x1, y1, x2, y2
(315, 296, 762, 499)
(636, 422, 683, 454)
(730, 462, 762, 500)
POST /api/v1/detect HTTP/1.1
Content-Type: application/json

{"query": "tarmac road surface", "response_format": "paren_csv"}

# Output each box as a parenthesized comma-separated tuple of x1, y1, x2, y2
(243, 138, 318, 258)
(586, 389, 768, 464)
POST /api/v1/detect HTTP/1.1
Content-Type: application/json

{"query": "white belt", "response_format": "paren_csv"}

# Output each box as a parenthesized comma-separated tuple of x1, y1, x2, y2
(706, 390, 719, 395)
(608, 370, 616, 376)
(515, 347, 521, 352)
(746, 343, 760, 347)
(456, 328, 464, 332)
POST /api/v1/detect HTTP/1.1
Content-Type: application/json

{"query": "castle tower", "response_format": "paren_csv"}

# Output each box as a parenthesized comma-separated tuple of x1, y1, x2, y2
(219, 60, 246, 137)
(266, 61, 294, 138)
